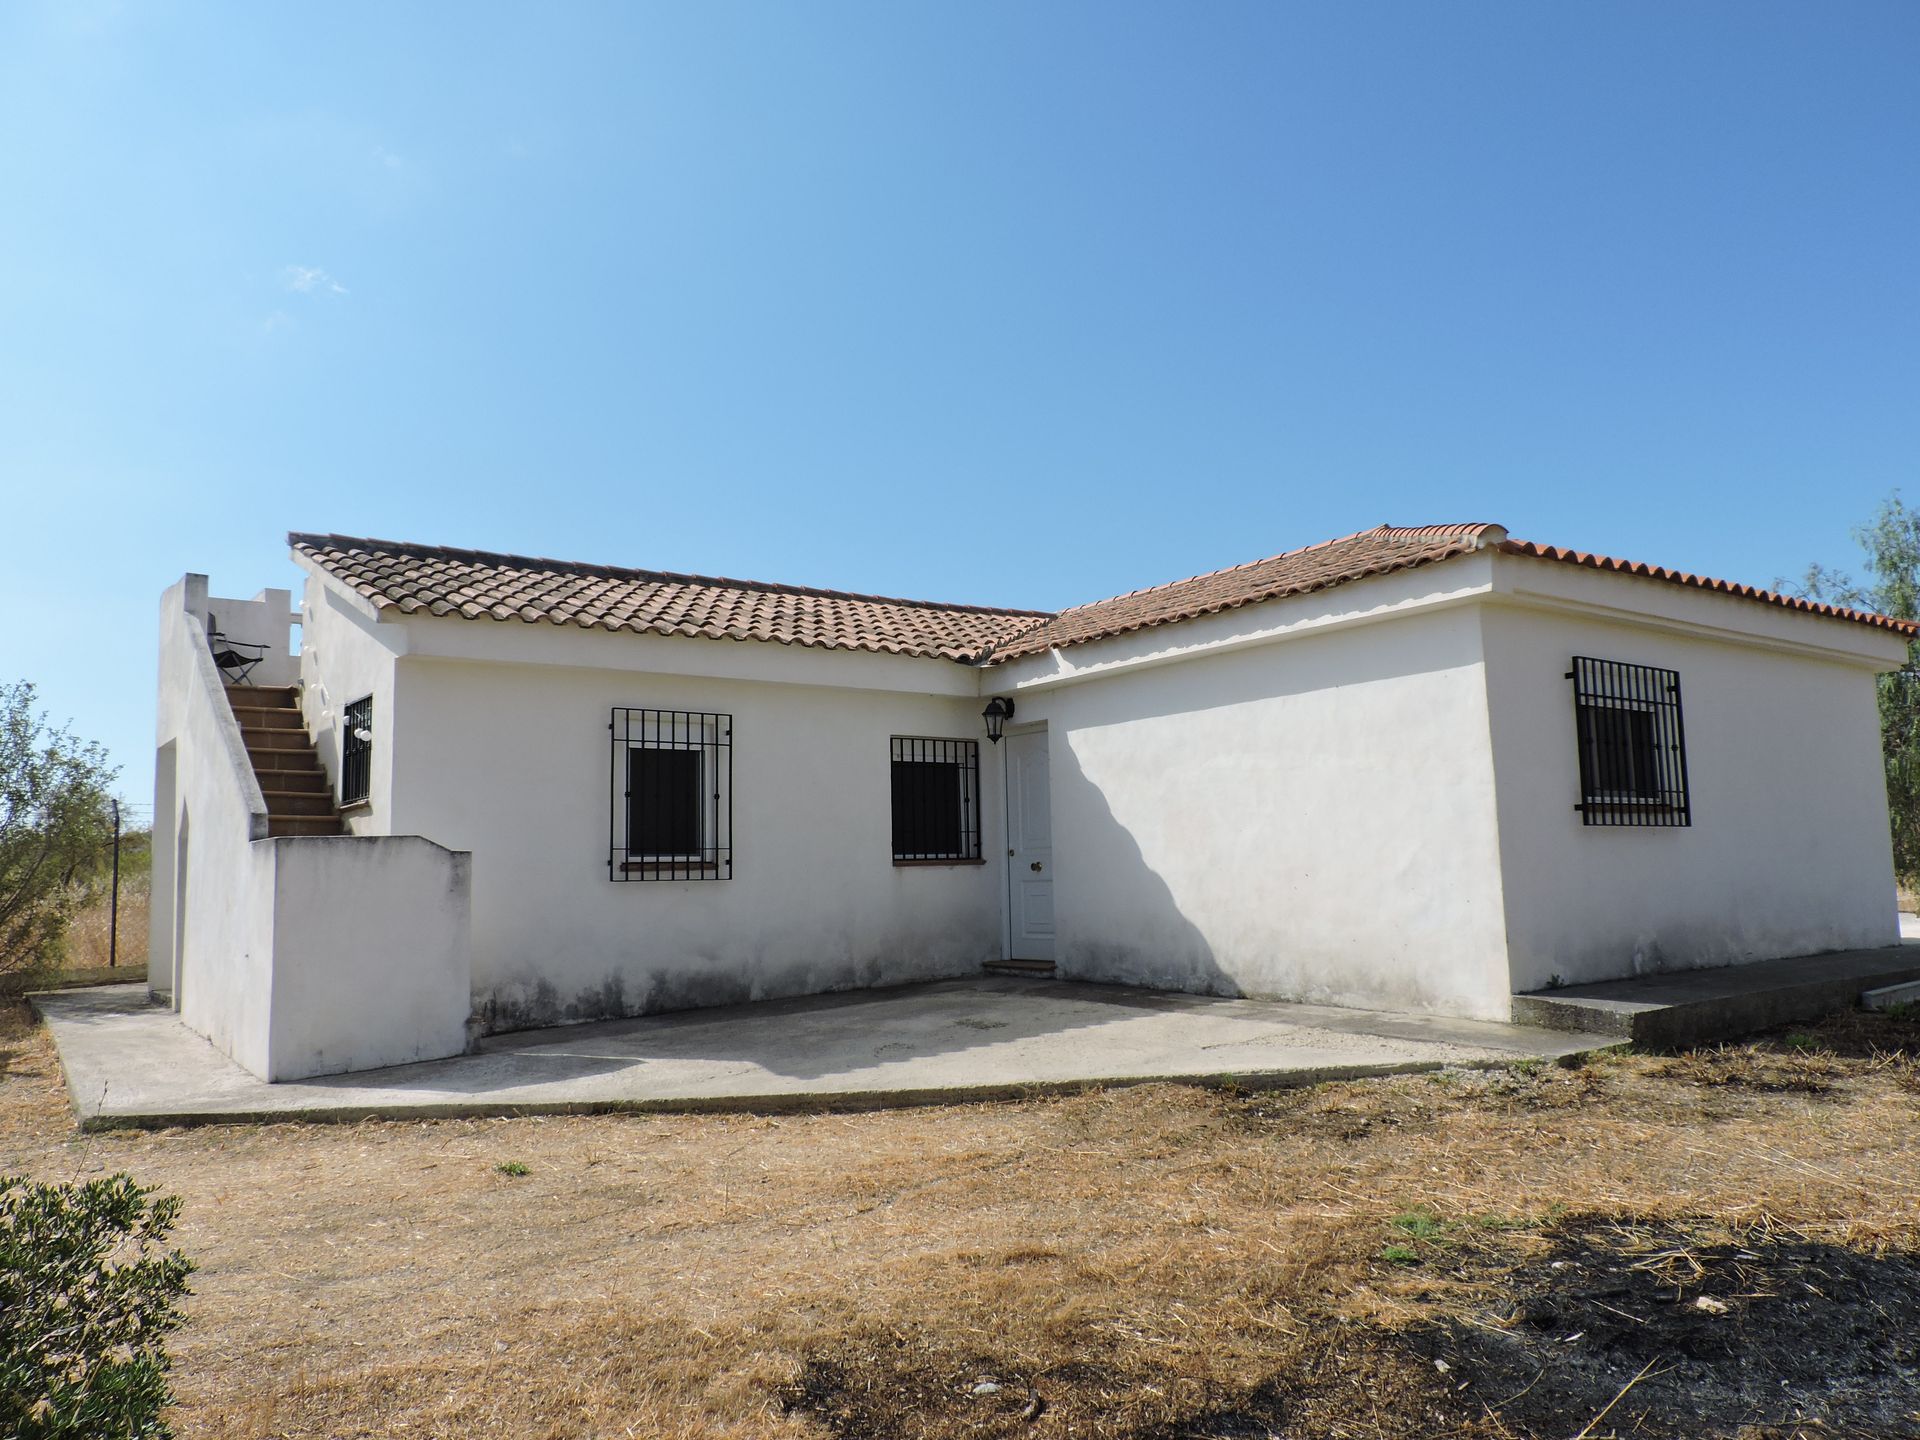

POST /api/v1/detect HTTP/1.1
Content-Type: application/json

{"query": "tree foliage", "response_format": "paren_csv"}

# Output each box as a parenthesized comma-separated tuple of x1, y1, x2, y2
(1796, 495, 1920, 886)
(0, 1174, 194, 1439)
(0, 681, 118, 976)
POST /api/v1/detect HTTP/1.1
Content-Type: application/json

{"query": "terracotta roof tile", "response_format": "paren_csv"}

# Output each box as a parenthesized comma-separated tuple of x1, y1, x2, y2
(290, 523, 1918, 670)
(981, 523, 1507, 662)
(1499, 539, 1920, 638)
(288, 534, 1049, 663)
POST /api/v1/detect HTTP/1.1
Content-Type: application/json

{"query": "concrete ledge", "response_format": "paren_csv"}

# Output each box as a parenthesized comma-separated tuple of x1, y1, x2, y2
(31, 979, 1623, 1131)
(1512, 944, 1920, 1048)
(1863, 979, 1920, 1013)
(54, 1059, 1593, 1132)
(1, 964, 146, 995)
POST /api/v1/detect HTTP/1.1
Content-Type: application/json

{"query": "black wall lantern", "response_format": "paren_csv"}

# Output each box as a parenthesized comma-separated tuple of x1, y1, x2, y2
(982, 696, 1015, 743)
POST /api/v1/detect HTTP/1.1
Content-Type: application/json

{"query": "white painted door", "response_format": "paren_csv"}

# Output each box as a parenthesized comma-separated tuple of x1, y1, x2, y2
(1006, 729, 1055, 962)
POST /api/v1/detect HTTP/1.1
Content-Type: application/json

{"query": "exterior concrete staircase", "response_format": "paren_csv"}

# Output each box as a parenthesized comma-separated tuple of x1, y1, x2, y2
(225, 684, 345, 838)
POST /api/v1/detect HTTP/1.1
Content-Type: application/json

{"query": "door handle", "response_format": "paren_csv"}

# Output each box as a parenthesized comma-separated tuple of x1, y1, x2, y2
(1029, 861, 1043, 872)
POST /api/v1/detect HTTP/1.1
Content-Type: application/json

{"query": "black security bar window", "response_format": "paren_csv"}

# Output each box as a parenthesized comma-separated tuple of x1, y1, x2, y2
(341, 695, 372, 806)
(891, 736, 981, 862)
(610, 708, 733, 880)
(1568, 656, 1691, 827)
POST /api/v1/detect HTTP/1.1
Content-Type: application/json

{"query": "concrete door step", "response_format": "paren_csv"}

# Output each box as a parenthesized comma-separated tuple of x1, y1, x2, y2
(1511, 943, 1920, 1048)
(1863, 979, 1920, 1012)
(984, 959, 1056, 977)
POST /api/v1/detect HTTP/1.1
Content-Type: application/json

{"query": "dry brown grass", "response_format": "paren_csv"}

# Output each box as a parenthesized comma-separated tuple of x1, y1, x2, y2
(58, 875, 149, 971)
(3, 1001, 1918, 1439)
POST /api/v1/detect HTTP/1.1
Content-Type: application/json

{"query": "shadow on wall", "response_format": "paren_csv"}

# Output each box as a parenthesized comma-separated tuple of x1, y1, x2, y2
(1047, 738, 1235, 999)
(1041, 615, 1501, 1013)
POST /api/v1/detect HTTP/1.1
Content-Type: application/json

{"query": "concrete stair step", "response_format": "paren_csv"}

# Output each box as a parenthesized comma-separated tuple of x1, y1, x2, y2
(261, 791, 340, 818)
(1512, 943, 1920, 1048)
(229, 705, 306, 730)
(223, 683, 343, 828)
(249, 747, 322, 769)
(1863, 979, 1920, 1012)
(984, 959, 1056, 977)
(224, 684, 298, 709)
(267, 814, 346, 838)
(243, 729, 316, 752)
(256, 768, 329, 792)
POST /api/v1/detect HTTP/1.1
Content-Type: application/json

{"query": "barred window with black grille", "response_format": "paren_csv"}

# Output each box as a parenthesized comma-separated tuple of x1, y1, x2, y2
(341, 696, 373, 806)
(610, 709, 733, 880)
(1568, 656, 1692, 827)
(890, 737, 981, 862)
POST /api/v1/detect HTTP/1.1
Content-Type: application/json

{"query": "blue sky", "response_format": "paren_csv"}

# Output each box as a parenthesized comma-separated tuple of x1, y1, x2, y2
(3, 1, 1917, 811)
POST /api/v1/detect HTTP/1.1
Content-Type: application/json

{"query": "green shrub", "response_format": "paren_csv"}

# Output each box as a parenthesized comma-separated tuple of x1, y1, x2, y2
(0, 681, 120, 980)
(0, 1173, 194, 1439)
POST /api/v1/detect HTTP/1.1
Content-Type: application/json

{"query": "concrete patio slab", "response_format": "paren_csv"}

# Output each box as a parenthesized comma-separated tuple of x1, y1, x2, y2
(32, 978, 1621, 1130)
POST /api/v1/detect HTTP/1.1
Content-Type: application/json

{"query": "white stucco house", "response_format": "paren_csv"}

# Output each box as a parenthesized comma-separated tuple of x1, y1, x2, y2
(150, 522, 1915, 1080)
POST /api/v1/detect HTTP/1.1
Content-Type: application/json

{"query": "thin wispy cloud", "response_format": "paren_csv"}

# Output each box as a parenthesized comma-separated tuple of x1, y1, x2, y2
(373, 144, 403, 170)
(283, 265, 347, 296)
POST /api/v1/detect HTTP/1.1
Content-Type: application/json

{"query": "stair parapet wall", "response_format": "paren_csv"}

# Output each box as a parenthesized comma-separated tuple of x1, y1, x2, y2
(155, 572, 473, 1083)
(153, 575, 275, 1067)
(166, 587, 271, 839)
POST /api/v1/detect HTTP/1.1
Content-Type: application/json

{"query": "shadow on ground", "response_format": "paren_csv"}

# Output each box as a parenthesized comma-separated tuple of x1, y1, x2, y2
(781, 1215, 1920, 1439)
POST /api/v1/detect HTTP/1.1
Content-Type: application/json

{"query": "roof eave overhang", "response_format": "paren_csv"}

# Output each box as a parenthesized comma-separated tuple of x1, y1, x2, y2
(381, 605, 987, 698)
(984, 545, 1912, 697)
(1489, 549, 1912, 672)
(986, 551, 1503, 695)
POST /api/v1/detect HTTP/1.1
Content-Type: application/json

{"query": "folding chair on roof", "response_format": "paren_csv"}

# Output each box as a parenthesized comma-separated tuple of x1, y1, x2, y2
(206, 614, 269, 685)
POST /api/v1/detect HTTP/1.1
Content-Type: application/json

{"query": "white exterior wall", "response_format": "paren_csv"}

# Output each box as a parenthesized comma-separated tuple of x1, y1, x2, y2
(262, 545, 1907, 1043)
(264, 836, 472, 1078)
(299, 573, 405, 831)
(997, 592, 1515, 1020)
(362, 630, 1003, 1030)
(1481, 569, 1902, 992)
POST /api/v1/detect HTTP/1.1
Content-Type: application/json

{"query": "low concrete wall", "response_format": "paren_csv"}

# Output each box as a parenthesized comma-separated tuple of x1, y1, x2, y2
(263, 835, 472, 1079)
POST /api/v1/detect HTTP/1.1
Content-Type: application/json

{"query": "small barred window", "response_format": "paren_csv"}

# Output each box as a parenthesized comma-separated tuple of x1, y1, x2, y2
(1568, 656, 1690, 828)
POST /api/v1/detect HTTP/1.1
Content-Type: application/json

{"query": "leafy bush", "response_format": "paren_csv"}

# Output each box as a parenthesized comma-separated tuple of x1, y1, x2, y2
(0, 681, 119, 978)
(0, 1173, 194, 1439)
(1793, 497, 1920, 888)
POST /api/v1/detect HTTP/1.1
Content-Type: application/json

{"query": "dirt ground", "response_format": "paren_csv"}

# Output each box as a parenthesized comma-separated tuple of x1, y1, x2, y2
(3, 997, 1918, 1440)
